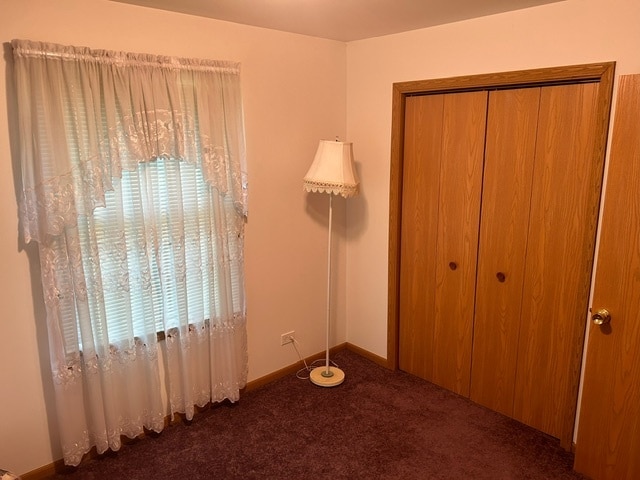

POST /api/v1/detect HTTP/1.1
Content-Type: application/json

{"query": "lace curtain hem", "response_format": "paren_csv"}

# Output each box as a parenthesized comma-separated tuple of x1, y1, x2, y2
(55, 316, 248, 466)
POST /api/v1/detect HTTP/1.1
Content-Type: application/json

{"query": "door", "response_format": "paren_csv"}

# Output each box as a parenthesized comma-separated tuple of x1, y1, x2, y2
(512, 82, 603, 446)
(574, 74, 640, 479)
(397, 94, 444, 382)
(470, 83, 604, 446)
(398, 91, 487, 396)
(470, 87, 540, 416)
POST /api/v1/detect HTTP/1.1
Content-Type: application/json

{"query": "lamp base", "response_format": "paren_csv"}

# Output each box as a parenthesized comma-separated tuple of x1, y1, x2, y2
(310, 365, 345, 387)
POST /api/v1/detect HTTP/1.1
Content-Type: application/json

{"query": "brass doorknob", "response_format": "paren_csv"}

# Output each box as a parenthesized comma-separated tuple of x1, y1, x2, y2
(592, 308, 611, 326)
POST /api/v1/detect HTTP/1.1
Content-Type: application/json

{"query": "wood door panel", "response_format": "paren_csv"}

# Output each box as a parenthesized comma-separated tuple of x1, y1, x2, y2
(398, 91, 487, 397)
(398, 95, 444, 379)
(574, 75, 640, 480)
(470, 88, 540, 416)
(432, 91, 487, 396)
(514, 82, 602, 443)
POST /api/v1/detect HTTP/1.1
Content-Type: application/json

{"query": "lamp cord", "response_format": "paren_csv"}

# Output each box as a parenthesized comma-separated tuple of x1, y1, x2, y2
(291, 337, 339, 380)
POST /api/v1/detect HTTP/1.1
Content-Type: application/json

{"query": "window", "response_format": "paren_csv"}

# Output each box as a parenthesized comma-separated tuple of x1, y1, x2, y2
(13, 39, 248, 466)
(59, 158, 242, 351)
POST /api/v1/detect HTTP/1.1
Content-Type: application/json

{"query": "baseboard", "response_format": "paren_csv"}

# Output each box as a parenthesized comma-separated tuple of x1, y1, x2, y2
(20, 458, 66, 480)
(244, 342, 348, 391)
(21, 434, 156, 479)
(21, 342, 382, 479)
(345, 342, 390, 368)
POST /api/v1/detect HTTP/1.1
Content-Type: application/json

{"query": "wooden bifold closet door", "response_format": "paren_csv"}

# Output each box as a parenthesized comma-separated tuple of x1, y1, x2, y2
(398, 80, 604, 443)
(469, 87, 539, 416)
(399, 91, 486, 396)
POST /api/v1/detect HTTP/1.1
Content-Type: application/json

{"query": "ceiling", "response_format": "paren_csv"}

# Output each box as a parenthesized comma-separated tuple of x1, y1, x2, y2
(111, 0, 565, 42)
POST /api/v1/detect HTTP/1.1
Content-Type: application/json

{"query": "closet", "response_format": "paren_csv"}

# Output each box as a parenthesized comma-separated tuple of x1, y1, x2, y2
(389, 63, 614, 447)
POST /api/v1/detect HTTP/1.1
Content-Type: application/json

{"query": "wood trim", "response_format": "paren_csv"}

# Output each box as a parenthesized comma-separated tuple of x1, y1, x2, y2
(392, 62, 615, 96)
(243, 342, 348, 391)
(346, 342, 390, 368)
(387, 82, 407, 371)
(21, 459, 66, 480)
(556, 71, 614, 450)
(245, 342, 390, 389)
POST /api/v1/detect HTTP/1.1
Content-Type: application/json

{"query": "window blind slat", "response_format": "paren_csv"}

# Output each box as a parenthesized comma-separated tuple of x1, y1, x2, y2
(65, 158, 241, 350)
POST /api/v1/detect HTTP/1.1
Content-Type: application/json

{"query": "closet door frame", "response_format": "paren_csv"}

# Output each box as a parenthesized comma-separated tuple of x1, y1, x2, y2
(387, 62, 615, 446)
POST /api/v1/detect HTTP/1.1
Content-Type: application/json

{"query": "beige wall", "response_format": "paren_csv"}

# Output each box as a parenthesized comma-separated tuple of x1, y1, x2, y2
(3, 0, 640, 475)
(0, 0, 347, 474)
(345, 0, 640, 358)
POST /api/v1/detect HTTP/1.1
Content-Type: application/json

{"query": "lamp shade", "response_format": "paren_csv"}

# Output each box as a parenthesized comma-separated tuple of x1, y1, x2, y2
(303, 140, 359, 198)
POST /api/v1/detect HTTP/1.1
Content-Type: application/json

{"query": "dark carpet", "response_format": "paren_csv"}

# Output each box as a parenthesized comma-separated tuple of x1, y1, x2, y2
(50, 349, 586, 479)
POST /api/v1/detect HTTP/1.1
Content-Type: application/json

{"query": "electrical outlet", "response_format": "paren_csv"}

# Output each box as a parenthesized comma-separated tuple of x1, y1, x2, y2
(280, 331, 295, 346)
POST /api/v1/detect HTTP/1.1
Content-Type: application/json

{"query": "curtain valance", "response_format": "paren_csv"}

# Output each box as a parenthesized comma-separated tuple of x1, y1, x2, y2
(12, 39, 248, 244)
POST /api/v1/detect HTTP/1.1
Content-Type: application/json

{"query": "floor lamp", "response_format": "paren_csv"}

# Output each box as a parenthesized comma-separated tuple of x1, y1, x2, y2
(303, 139, 359, 387)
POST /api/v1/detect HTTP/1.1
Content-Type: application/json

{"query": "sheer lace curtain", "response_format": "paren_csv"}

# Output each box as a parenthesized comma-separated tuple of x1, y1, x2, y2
(12, 39, 248, 466)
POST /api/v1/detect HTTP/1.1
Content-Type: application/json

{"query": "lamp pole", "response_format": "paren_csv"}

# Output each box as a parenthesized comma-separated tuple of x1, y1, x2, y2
(323, 193, 334, 377)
